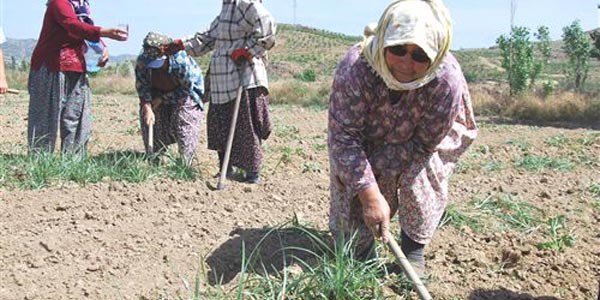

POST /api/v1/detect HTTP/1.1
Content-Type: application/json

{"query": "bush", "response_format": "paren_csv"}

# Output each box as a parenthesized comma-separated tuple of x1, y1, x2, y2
(270, 79, 331, 108)
(470, 83, 513, 116)
(541, 80, 556, 98)
(296, 69, 317, 82)
(463, 71, 480, 83)
(5, 69, 28, 91)
(504, 91, 598, 123)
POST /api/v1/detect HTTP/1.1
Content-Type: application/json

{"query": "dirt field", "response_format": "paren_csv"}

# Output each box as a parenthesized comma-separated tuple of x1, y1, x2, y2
(1, 91, 599, 300)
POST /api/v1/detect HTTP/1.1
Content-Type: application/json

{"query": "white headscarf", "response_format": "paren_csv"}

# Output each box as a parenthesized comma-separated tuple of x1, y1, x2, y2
(361, 0, 453, 91)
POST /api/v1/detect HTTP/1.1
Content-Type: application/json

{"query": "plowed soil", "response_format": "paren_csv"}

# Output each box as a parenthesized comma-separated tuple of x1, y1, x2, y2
(1, 91, 599, 300)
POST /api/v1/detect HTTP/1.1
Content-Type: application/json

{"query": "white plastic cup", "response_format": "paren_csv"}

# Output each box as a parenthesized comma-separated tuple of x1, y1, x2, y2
(117, 23, 129, 40)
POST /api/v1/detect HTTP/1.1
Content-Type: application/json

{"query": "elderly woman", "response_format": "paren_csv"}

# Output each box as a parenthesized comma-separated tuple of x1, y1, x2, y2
(164, 0, 276, 183)
(135, 32, 205, 166)
(328, 0, 478, 273)
(27, 0, 127, 155)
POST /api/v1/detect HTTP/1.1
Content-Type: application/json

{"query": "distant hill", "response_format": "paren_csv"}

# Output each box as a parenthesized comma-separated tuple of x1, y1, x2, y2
(163, 23, 364, 81)
(2, 24, 599, 87)
(109, 54, 138, 64)
(265, 24, 362, 80)
(0, 38, 37, 65)
(2, 24, 361, 71)
(0, 38, 136, 65)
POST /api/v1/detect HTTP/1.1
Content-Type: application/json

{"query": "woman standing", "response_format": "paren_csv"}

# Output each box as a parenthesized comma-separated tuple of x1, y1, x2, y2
(164, 0, 276, 183)
(27, 0, 127, 155)
(328, 0, 478, 274)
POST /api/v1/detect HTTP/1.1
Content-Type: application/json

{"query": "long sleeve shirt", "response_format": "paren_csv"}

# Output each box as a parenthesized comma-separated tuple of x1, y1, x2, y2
(328, 45, 478, 198)
(182, 0, 276, 104)
(135, 51, 205, 109)
(30, 0, 101, 73)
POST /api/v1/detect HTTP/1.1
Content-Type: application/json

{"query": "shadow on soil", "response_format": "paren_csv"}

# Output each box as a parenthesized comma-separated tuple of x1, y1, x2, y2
(468, 288, 561, 300)
(205, 225, 331, 285)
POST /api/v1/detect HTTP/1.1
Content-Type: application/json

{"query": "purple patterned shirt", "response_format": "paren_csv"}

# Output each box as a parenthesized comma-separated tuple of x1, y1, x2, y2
(328, 44, 478, 197)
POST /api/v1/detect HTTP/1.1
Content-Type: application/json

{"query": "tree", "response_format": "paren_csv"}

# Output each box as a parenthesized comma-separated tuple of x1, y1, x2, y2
(496, 26, 536, 95)
(588, 29, 600, 59)
(10, 56, 17, 70)
(19, 60, 29, 72)
(533, 26, 552, 86)
(561, 20, 592, 92)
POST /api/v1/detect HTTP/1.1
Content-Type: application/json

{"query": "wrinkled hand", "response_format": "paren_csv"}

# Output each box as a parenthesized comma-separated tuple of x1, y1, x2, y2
(161, 39, 184, 56)
(97, 46, 109, 67)
(142, 102, 155, 126)
(100, 28, 128, 41)
(230, 48, 252, 64)
(359, 186, 391, 243)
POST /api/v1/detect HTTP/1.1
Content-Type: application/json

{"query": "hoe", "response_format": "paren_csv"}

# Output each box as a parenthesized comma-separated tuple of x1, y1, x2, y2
(387, 238, 433, 300)
(217, 62, 246, 190)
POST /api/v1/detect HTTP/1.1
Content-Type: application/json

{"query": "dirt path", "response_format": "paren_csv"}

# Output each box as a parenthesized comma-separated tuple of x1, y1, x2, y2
(1, 93, 599, 299)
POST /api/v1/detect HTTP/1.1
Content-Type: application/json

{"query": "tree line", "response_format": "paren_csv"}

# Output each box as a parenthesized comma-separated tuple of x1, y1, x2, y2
(497, 20, 597, 95)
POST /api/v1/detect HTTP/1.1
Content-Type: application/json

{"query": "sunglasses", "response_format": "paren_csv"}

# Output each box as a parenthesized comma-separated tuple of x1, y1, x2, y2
(386, 45, 430, 63)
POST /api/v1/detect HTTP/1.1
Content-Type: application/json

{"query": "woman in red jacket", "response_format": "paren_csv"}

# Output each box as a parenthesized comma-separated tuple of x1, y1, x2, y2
(27, 0, 127, 156)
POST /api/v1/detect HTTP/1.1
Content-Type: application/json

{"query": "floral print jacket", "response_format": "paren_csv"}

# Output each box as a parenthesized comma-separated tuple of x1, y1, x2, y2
(328, 44, 478, 198)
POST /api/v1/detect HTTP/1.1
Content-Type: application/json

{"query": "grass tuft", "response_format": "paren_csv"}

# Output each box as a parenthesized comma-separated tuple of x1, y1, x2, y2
(439, 204, 482, 232)
(535, 215, 576, 252)
(184, 220, 410, 299)
(514, 155, 575, 172)
(474, 193, 543, 231)
(0, 149, 201, 190)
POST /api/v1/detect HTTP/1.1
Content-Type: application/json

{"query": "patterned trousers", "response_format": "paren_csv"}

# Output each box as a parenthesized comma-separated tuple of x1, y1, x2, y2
(206, 87, 271, 172)
(27, 66, 91, 156)
(139, 97, 203, 165)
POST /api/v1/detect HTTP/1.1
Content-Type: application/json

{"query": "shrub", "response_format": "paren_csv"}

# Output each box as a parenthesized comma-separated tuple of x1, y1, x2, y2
(296, 69, 316, 82)
(504, 91, 598, 123)
(541, 80, 556, 98)
(269, 79, 331, 108)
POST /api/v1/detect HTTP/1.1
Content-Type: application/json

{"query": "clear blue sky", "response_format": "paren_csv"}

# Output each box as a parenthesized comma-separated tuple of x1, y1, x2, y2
(0, 0, 597, 55)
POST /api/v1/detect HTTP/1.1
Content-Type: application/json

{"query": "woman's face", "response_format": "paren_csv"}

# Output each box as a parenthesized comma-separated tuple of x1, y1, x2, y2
(384, 44, 431, 83)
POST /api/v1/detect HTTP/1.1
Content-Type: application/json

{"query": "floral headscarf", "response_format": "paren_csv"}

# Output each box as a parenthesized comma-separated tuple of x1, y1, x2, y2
(361, 0, 453, 91)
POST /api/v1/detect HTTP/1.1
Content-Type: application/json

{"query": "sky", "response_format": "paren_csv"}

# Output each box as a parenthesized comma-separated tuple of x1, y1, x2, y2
(0, 0, 597, 56)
